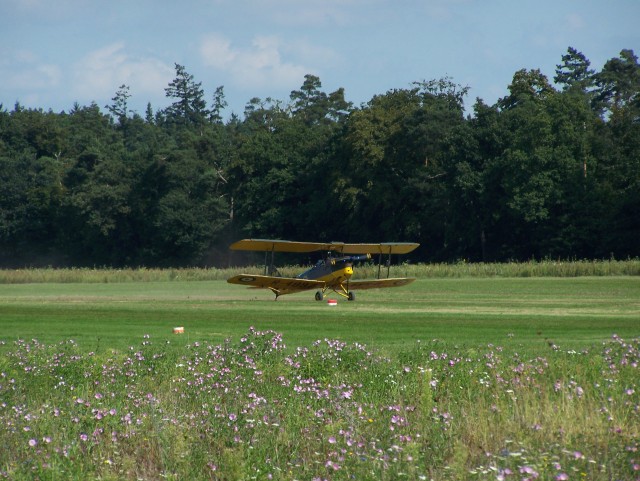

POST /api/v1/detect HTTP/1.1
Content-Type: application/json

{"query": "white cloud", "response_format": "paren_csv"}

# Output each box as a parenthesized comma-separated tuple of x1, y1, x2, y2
(12, 63, 61, 90)
(566, 13, 585, 31)
(200, 34, 237, 70)
(0, 49, 61, 91)
(200, 34, 310, 90)
(72, 42, 173, 105)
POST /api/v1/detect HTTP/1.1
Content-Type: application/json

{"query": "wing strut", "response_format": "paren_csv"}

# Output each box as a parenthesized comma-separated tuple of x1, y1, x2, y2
(375, 248, 393, 278)
(263, 244, 278, 276)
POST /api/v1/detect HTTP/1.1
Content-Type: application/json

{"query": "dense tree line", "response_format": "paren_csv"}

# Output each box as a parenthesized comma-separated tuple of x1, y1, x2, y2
(1, 48, 639, 267)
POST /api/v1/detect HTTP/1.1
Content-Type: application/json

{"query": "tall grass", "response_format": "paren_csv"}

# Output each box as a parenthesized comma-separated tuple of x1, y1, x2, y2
(1, 330, 638, 480)
(361, 258, 640, 279)
(1, 259, 639, 283)
(0, 267, 234, 284)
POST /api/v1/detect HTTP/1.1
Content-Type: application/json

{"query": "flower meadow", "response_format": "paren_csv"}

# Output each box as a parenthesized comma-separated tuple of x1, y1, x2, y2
(1, 329, 638, 480)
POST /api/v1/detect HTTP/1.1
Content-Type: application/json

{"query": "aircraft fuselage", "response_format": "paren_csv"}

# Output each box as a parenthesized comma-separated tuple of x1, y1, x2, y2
(298, 257, 353, 286)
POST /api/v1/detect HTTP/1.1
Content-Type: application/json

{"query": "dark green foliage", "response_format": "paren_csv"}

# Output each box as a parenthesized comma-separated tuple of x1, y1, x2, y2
(1, 49, 639, 267)
(554, 47, 595, 94)
(163, 63, 209, 127)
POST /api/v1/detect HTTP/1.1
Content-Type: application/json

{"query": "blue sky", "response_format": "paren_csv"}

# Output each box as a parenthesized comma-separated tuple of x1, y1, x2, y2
(1, 0, 638, 117)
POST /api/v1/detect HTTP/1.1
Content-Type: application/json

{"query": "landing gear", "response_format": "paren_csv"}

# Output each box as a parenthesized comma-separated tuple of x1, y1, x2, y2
(315, 285, 356, 301)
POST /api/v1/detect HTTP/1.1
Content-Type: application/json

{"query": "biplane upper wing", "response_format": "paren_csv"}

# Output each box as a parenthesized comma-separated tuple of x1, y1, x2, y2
(230, 239, 419, 255)
(336, 243, 419, 255)
(346, 278, 416, 290)
(227, 274, 325, 293)
(229, 239, 333, 253)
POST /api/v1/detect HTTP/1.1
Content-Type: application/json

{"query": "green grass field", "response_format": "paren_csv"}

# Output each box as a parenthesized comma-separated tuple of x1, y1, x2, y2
(1, 277, 638, 353)
(1, 275, 639, 480)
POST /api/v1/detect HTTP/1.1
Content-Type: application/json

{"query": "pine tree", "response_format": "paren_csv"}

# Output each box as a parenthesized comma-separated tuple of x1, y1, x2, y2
(164, 64, 209, 126)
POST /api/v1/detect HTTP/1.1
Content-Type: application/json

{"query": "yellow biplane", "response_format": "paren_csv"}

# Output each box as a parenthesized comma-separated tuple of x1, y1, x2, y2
(227, 239, 419, 300)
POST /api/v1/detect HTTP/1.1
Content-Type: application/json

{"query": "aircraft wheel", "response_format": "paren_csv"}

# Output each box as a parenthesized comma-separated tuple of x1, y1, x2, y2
(315, 291, 323, 301)
(348, 291, 355, 301)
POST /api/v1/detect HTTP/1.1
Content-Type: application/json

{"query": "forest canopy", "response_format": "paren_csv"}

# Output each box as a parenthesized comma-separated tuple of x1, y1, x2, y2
(1, 47, 639, 267)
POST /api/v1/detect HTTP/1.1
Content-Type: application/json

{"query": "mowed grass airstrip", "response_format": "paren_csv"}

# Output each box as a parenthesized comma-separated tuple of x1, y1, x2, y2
(1, 275, 638, 354)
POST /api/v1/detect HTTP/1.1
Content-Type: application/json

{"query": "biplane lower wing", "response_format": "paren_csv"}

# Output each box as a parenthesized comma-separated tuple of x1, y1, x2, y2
(346, 278, 416, 290)
(227, 274, 325, 295)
